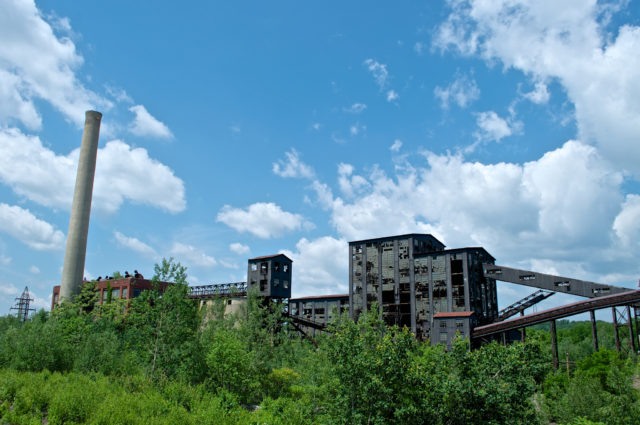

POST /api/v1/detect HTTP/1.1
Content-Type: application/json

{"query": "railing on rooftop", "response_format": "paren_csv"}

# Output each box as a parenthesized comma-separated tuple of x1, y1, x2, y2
(188, 282, 247, 299)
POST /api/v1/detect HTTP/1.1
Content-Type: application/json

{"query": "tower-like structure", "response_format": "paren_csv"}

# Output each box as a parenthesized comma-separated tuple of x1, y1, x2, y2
(60, 111, 102, 301)
(247, 254, 292, 299)
(10, 286, 35, 321)
(349, 234, 498, 342)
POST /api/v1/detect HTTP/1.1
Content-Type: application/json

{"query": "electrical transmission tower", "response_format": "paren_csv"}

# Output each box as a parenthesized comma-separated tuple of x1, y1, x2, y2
(10, 286, 35, 321)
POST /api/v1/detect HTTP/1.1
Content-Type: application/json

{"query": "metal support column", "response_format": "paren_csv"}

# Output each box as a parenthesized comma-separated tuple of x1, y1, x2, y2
(626, 305, 637, 354)
(590, 310, 599, 352)
(520, 310, 526, 342)
(550, 320, 559, 371)
(612, 307, 621, 353)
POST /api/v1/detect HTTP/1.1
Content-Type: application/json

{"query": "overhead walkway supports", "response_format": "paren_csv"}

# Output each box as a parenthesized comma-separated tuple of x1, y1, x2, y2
(497, 289, 555, 321)
(590, 310, 599, 352)
(472, 290, 640, 344)
(483, 264, 630, 298)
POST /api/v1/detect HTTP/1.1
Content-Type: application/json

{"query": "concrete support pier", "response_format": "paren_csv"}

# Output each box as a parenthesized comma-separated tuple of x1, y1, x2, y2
(60, 111, 102, 301)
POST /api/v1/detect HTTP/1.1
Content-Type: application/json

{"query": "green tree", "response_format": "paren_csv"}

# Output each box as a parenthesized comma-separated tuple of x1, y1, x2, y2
(124, 258, 204, 382)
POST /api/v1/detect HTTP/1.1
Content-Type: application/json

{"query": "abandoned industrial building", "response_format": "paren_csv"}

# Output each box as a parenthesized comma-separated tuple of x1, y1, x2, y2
(50, 232, 640, 364)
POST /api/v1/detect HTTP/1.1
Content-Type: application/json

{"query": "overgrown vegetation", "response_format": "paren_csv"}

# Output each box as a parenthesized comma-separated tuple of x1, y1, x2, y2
(0, 259, 638, 424)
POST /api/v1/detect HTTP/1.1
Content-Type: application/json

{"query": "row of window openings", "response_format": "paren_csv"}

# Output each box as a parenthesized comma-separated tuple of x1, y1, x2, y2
(257, 279, 289, 291)
(97, 287, 144, 301)
(250, 262, 289, 273)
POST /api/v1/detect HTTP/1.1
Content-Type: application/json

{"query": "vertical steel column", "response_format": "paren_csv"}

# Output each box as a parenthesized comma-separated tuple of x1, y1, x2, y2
(409, 239, 416, 333)
(362, 245, 368, 314)
(590, 310, 599, 352)
(550, 320, 559, 371)
(394, 240, 400, 323)
(612, 307, 621, 353)
(520, 310, 526, 342)
(377, 244, 383, 316)
(445, 253, 453, 312)
(348, 245, 353, 319)
(635, 307, 640, 351)
(312, 302, 316, 338)
(626, 305, 637, 354)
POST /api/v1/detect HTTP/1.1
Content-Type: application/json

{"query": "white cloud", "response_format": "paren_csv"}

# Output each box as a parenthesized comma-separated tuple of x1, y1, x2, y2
(113, 231, 158, 259)
(386, 90, 399, 102)
(0, 68, 42, 130)
(474, 111, 518, 143)
(0, 128, 186, 214)
(169, 242, 216, 268)
(282, 236, 348, 297)
(390, 139, 403, 152)
(216, 202, 312, 239)
(613, 195, 640, 248)
(434, 0, 640, 175)
(219, 260, 239, 269)
(128, 105, 173, 139)
(93, 140, 186, 214)
(312, 122, 321, 131)
(523, 81, 550, 104)
(337, 163, 370, 199)
(414, 41, 426, 55)
(306, 141, 630, 282)
(0, 203, 65, 250)
(229, 242, 250, 255)
(0, 0, 110, 126)
(272, 149, 315, 179)
(29, 265, 39, 274)
(0, 282, 19, 296)
(344, 103, 367, 114)
(363, 59, 389, 89)
(434, 74, 480, 109)
(349, 122, 366, 136)
(0, 255, 11, 266)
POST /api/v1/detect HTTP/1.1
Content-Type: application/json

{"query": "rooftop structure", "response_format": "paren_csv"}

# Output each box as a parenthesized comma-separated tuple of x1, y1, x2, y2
(247, 254, 292, 299)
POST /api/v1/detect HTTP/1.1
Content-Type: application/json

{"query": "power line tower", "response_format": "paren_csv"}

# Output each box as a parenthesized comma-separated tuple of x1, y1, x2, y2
(10, 286, 35, 322)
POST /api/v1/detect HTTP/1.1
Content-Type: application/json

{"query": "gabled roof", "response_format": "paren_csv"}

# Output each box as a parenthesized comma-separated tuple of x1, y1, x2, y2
(248, 253, 293, 262)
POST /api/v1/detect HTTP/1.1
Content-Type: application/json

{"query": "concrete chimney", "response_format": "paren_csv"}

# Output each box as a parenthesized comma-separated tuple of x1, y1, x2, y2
(60, 111, 102, 301)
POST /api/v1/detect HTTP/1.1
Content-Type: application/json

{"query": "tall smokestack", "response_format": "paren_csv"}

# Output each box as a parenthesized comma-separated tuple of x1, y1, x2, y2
(60, 110, 102, 301)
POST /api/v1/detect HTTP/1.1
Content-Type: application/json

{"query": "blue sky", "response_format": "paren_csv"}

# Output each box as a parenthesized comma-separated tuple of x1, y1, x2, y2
(2, 0, 640, 318)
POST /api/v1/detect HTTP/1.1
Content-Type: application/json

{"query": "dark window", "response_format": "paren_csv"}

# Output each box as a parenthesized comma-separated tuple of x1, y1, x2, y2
(260, 262, 268, 274)
(227, 299, 232, 305)
(274, 262, 280, 271)
(132, 288, 142, 298)
(260, 280, 268, 291)
(122, 287, 128, 298)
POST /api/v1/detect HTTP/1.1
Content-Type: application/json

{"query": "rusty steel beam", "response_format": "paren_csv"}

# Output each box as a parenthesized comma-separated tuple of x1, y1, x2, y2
(472, 290, 640, 339)
(483, 264, 629, 298)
